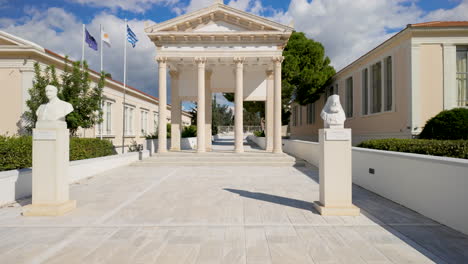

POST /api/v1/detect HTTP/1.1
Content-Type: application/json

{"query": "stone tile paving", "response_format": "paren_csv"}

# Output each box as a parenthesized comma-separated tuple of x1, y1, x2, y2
(1, 140, 468, 263)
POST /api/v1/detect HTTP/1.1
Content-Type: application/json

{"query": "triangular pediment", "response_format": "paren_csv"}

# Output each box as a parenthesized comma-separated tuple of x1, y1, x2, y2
(145, 3, 293, 33)
(0, 30, 44, 50)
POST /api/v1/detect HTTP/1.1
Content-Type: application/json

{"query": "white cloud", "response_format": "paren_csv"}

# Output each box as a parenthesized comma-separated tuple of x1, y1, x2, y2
(424, 0, 468, 21)
(275, 0, 423, 70)
(67, 0, 179, 13)
(1, 8, 159, 100)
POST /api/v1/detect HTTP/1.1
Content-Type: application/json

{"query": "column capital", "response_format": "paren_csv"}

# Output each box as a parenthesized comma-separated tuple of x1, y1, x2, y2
(233, 57, 245, 65)
(194, 57, 207, 65)
(169, 70, 179, 79)
(272, 56, 284, 64)
(156, 56, 168, 64)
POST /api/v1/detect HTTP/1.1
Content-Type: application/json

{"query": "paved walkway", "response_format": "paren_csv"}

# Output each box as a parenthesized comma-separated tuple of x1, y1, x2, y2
(1, 138, 467, 263)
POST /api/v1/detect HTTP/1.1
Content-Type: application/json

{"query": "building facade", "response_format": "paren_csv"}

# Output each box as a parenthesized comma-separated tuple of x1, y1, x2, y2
(145, 0, 293, 153)
(0, 31, 191, 151)
(290, 21, 468, 144)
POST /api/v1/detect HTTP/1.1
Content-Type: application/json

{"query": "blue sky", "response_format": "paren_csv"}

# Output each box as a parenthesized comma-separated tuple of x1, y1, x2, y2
(1, 0, 468, 108)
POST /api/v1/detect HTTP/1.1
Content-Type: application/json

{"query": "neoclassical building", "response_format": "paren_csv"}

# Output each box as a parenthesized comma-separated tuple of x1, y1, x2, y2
(145, 0, 293, 153)
(290, 21, 468, 144)
(0, 30, 191, 151)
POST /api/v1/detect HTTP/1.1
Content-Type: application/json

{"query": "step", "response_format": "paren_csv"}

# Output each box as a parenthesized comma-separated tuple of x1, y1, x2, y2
(132, 161, 296, 167)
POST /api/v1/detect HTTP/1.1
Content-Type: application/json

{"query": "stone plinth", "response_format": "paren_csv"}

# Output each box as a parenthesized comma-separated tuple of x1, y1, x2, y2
(313, 129, 360, 216)
(23, 121, 76, 216)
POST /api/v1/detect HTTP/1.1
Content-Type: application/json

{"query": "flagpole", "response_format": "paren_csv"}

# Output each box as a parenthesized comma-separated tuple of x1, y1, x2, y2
(121, 19, 127, 153)
(81, 24, 85, 69)
(100, 24, 103, 140)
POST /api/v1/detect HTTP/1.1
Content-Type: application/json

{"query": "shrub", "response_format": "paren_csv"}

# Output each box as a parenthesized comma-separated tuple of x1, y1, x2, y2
(182, 125, 197, 138)
(0, 135, 32, 171)
(253, 130, 265, 137)
(357, 138, 468, 159)
(0, 136, 116, 171)
(69, 138, 115, 160)
(419, 108, 468, 140)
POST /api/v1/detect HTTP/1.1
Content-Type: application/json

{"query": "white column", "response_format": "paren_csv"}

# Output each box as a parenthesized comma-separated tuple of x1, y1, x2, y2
(196, 57, 206, 153)
(205, 70, 213, 151)
(157, 56, 167, 153)
(265, 70, 274, 152)
(170, 70, 181, 151)
(273, 56, 284, 153)
(443, 43, 457, 109)
(234, 57, 245, 153)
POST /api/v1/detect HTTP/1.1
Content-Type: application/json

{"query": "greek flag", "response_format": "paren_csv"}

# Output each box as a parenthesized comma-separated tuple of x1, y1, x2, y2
(126, 25, 138, 48)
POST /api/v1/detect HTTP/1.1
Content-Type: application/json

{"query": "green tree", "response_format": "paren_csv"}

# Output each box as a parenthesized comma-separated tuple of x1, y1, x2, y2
(284, 32, 335, 106)
(24, 63, 60, 132)
(25, 60, 105, 136)
(60, 60, 105, 136)
(212, 96, 234, 134)
(223, 32, 335, 126)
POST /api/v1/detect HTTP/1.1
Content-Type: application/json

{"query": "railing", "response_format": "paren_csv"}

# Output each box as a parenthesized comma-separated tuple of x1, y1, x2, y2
(217, 126, 262, 134)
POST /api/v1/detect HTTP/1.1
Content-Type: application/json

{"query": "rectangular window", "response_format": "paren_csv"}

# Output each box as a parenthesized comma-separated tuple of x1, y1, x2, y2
(362, 68, 369, 115)
(457, 47, 468, 106)
(384, 56, 393, 111)
(334, 84, 339, 95)
(371, 62, 382, 113)
(105, 102, 111, 134)
(345, 77, 353, 118)
(307, 103, 315, 124)
(124, 106, 134, 136)
(140, 110, 148, 135)
(153, 112, 159, 133)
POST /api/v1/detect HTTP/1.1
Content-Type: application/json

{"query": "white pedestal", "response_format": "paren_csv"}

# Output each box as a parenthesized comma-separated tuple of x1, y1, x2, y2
(313, 129, 360, 216)
(23, 121, 76, 216)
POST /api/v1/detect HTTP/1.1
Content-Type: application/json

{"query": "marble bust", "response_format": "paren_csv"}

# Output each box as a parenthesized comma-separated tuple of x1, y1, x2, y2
(36, 85, 73, 122)
(320, 95, 346, 129)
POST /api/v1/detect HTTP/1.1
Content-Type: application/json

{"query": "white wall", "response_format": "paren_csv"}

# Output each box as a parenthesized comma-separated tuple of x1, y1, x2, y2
(0, 151, 149, 206)
(353, 148, 468, 235)
(283, 139, 320, 167)
(262, 136, 468, 235)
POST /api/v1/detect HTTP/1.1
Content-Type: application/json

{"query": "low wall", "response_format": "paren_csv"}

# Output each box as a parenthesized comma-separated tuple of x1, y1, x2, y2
(146, 137, 197, 153)
(251, 135, 468, 235)
(283, 139, 320, 167)
(247, 135, 266, 149)
(0, 150, 149, 206)
(353, 148, 468, 235)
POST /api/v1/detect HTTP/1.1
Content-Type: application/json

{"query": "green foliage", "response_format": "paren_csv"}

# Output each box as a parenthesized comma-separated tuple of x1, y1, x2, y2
(69, 138, 115, 160)
(253, 130, 265, 137)
(284, 32, 336, 106)
(25, 61, 105, 136)
(212, 96, 234, 133)
(61, 60, 105, 136)
(182, 125, 197, 138)
(0, 135, 32, 171)
(221, 93, 262, 126)
(24, 63, 60, 132)
(419, 108, 468, 140)
(0, 136, 115, 171)
(357, 138, 468, 159)
(144, 123, 171, 139)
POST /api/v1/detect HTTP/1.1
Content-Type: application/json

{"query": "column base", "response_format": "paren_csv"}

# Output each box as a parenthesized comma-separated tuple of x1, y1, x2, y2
(313, 201, 360, 216)
(170, 147, 180, 151)
(23, 200, 76, 216)
(273, 149, 282, 154)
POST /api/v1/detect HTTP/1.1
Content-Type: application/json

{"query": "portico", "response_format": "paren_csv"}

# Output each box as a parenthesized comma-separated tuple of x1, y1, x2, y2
(145, 0, 292, 153)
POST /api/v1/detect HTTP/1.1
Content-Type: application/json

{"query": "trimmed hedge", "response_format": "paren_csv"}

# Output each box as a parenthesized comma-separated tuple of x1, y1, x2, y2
(357, 138, 468, 159)
(0, 136, 115, 171)
(419, 108, 468, 140)
(181, 125, 197, 138)
(253, 130, 265, 137)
